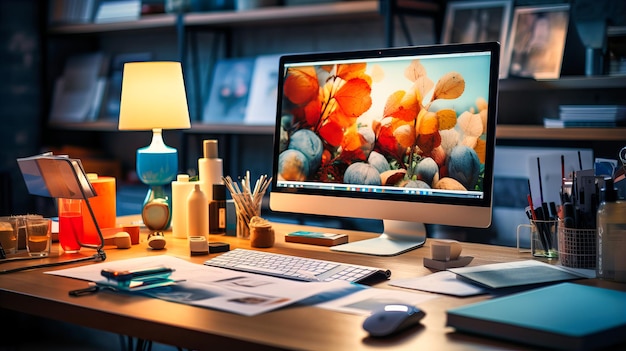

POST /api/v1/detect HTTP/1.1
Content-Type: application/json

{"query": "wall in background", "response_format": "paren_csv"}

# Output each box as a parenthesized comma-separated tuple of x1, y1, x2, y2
(0, 0, 45, 216)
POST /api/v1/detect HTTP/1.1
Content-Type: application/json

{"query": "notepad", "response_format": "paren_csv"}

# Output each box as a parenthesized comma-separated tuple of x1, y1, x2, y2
(285, 231, 348, 246)
(446, 283, 626, 350)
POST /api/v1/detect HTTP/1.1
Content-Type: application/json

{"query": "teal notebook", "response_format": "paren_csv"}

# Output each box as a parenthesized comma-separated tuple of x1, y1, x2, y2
(446, 283, 626, 351)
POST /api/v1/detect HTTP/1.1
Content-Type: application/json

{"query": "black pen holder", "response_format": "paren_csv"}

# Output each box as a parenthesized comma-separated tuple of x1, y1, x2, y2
(557, 221, 596, 269)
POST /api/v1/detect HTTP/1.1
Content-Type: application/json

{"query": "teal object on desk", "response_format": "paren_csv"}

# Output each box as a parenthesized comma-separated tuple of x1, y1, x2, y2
(136, 144, 177, 230)
(446, 283, 626, 351)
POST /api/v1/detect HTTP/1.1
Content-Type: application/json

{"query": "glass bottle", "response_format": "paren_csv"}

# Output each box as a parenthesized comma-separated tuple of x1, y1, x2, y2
(596, 178, 626, 282)
(58, 198, 83, 253)
(209, 184, 227, 234)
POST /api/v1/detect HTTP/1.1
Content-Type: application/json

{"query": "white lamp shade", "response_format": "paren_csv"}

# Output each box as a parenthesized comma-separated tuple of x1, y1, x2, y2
(118, 61, 191, 130)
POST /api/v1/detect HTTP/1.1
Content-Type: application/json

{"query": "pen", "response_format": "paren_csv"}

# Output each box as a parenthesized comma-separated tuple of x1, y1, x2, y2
(69, 282, 100, 297)
(578, 151, 583, 170)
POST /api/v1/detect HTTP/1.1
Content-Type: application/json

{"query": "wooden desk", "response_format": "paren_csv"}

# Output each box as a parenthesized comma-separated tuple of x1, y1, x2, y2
(1, 219, 624, 350)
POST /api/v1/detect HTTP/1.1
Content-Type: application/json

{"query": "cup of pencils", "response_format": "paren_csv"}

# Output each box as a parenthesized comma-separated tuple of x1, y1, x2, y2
(517, 216, 559, 259)
(222, 172, 272, 239)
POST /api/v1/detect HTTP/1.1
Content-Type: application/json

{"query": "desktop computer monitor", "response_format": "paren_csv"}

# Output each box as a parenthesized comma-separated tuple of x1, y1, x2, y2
(269, 42, 500, 256)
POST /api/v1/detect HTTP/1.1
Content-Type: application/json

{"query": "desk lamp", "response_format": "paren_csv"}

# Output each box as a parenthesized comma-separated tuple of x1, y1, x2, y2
(118, 61, 190, 232)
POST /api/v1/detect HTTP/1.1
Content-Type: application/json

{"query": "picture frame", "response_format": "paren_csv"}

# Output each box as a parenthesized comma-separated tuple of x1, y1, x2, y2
(442, 1, 512, 78)
(504, 4, 570, 80)
(244, 54, 282, 125)
(203, 57, 255, 123)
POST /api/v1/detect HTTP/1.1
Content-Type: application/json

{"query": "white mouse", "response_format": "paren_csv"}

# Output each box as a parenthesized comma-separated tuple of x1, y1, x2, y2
(362, 304, 425, 337)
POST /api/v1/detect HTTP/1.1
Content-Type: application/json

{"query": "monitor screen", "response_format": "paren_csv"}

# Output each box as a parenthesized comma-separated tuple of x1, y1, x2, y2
(269, 42, 500, 256)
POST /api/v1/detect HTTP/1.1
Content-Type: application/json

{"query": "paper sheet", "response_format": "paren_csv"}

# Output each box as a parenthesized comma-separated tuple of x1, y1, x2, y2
(48, 255, 353, 316)
(316, 286, 439, 315)
(389, 271, 486, 297)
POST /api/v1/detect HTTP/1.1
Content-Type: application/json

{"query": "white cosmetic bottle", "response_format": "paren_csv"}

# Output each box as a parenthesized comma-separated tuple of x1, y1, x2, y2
(198, 139, 223, 205)
(171, 174, 196, 239)
(187, 184, 208, 238)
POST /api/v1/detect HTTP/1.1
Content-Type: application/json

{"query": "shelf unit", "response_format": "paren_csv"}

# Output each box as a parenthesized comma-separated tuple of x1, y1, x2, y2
(496, 125, 624, 141)
(46, 119, 626, 141)
(48, 1, 380, 34)
(43, 0, 626, 176)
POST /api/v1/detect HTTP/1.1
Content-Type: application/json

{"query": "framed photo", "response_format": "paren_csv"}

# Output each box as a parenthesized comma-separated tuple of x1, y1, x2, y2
(203, 57, 255, 123)
(442, 1, 512, 78)
(244, 54, 282, 125)
(504, 4, 570, 80)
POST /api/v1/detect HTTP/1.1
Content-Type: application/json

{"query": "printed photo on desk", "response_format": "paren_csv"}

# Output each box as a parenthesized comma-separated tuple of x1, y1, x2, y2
(203, 57, 255, 123)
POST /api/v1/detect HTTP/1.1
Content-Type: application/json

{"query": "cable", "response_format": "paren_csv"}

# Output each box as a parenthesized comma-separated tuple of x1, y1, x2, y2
(0, 250, 106, 274)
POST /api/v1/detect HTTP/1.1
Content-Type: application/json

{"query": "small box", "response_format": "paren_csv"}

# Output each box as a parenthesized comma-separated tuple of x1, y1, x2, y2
(189, 236, 208, 255)
(285, 231, 348, 247)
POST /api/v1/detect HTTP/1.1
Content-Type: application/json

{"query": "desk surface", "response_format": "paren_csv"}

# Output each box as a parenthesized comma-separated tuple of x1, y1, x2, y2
(1, 218, 624, 351)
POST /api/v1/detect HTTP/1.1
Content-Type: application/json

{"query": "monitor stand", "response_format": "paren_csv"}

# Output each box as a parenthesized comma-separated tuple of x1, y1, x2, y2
(330, 220, 426, 256)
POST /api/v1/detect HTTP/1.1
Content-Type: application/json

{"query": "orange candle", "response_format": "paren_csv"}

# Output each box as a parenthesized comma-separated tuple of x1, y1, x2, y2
(81, 174, 116, 246)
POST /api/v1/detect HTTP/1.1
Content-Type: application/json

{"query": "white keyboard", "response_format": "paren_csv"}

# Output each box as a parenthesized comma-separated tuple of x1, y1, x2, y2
(204, 248, 391, 284)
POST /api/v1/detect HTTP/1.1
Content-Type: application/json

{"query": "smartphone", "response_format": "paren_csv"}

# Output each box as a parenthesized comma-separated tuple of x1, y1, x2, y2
(101, 266, 174, 283)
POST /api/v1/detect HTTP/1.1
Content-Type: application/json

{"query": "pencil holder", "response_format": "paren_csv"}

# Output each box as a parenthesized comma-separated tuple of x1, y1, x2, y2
(557, 222, 596, 269)
(516, 219, 558, 259)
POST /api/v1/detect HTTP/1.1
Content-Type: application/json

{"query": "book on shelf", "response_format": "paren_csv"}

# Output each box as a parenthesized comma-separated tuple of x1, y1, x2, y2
(446, 283, 626, 351)
(543, 104, 626, 128)
(101, 52, 152, 120)
(94, 0, 141, 24)
(49, 52, 108, 123)
(558, 105, 626, 122)
(543, 118, 622, 128)
(49, 0, 97, 24)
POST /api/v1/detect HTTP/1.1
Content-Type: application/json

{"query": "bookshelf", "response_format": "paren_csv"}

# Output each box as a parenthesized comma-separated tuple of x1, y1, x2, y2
(43, 0, 626, 178)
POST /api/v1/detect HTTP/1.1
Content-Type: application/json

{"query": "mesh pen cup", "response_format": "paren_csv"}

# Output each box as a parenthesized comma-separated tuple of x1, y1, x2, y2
(557, 222, 597, 269)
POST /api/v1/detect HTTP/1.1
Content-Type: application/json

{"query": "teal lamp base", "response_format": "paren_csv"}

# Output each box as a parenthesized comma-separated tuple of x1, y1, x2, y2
(137, 128, 178, 231)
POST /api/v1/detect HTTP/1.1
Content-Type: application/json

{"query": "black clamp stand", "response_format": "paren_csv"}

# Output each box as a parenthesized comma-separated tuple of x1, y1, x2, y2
(1, 153, 107, 273)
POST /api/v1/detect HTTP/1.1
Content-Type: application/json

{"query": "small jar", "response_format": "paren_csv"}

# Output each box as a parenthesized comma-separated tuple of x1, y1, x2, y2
(249, 216, 274, 248)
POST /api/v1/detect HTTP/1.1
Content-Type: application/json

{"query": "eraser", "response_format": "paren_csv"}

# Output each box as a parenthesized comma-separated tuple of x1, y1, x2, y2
(189, 236, 208, 254)
(209, 242, 230, 253)
(113, 232, 132, 249)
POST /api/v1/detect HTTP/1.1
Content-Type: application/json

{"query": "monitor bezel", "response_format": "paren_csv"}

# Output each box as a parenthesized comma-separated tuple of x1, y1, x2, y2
(269, 42, 500, 229)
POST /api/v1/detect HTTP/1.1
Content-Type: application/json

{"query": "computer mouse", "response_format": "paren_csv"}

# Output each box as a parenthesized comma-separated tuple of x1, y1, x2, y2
(362, 304, 425, 337)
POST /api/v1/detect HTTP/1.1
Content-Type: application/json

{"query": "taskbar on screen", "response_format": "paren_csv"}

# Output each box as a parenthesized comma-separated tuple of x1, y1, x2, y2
(276, 181, 483, 199)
